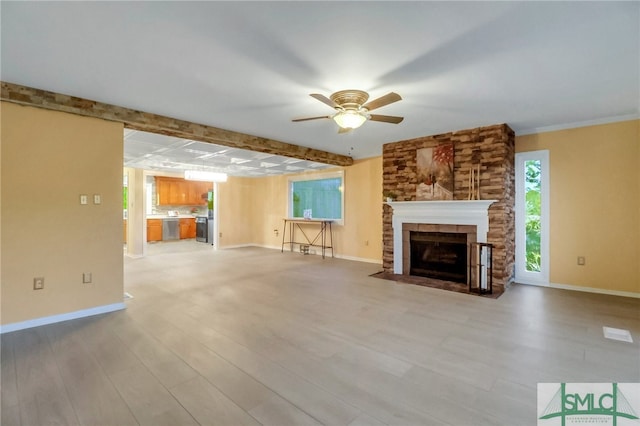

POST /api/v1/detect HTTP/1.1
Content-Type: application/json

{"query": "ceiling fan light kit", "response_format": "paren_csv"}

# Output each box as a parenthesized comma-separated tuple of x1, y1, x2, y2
(293, 89, 403, 132)
(333, 110, 368, 129)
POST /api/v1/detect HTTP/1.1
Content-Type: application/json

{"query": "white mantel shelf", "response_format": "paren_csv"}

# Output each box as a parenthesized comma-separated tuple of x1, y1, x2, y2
(385, 200, 496, 214)
(386, 200, 497, 274)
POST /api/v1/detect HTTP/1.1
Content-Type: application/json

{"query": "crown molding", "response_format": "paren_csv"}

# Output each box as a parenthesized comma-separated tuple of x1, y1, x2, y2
(517, 113, 640, 136)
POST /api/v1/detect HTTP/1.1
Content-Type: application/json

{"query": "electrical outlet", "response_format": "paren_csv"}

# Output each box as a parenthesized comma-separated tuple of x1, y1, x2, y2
(83, 272, 92, 283)
(577, 256, 586, 266)
(33, 277, 44, 290)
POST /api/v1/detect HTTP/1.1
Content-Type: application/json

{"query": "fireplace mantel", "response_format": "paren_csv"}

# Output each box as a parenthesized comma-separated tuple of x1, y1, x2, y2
(386, 200, 496, 274)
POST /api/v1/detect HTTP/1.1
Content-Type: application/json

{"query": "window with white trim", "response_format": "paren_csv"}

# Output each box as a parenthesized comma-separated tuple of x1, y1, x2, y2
(515, 150, 549, 285)
(288, 171, 344, 224)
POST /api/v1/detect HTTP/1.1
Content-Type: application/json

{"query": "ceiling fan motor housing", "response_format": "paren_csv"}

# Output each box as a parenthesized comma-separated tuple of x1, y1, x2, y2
(330, 90, 369, 111)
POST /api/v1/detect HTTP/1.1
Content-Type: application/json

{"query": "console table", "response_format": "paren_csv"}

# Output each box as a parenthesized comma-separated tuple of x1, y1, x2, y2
(281, 218, 334, 259)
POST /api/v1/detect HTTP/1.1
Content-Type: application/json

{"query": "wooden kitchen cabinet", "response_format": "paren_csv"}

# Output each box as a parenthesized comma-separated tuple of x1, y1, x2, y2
(147, 219, 163, 242)
(156, 177, 212, 206)
(179, 218, 197, 239)
(179, 218, 191, 239)
(157, 180, 171, 205)
(173, 181, 187, 204)
(196, 182, 213, 206)
(188, 218, 197, 238)
(186, 181, 210, 205)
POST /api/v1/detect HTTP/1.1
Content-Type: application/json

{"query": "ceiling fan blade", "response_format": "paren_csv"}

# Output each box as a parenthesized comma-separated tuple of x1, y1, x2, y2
(292, 115, 331, 122)
(337, 126, 353, 134)
(310, 93, 339, 109)
(362, 92, 402, 111)
(369, 114, 404, 124)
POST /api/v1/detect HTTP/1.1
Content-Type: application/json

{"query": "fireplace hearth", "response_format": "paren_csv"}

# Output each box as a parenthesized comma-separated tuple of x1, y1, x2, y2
(410, 231, 467, 283)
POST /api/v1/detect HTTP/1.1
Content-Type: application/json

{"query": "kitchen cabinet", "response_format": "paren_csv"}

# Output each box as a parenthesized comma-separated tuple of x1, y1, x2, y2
(179, 218, 191, 239)
(188, 218, 197, 238)
(157, 180, 171, 205)
(189, 182, 210, 205)
(156, 177, 212, 206)
(190, 181, 212, 204)
(147, 219, 163, 242)
(179, 218, 197, 239)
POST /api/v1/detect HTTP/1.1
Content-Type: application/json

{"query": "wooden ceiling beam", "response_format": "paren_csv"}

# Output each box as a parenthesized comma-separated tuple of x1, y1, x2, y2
(1, 81, 353, 167)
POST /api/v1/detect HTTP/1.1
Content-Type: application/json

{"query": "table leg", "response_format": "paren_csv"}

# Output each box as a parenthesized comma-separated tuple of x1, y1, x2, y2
(328, 222, 333, 258)
(281, 219, 286, 253)
(321, 221, 325, 258)
(289, 221, 294, 252)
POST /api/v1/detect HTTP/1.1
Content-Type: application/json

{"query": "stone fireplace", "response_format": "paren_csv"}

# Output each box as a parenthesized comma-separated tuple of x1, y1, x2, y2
(382, 124, 515, 292)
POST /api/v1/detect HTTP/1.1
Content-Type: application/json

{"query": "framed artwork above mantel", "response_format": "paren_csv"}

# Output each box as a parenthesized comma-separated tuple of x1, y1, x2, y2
(416, 143, 454, 200)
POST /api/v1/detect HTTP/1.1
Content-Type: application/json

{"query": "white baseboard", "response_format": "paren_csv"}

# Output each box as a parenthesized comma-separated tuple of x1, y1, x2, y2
(334, 253, 382, 265)
(0, 302, 126, 334)
(218, 243, 256, 250)
(252, 244, 382, 265)
(519, 280, 640, 299)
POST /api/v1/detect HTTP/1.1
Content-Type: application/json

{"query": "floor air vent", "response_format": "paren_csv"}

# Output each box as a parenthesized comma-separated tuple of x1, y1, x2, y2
(602, 326, 633, 343)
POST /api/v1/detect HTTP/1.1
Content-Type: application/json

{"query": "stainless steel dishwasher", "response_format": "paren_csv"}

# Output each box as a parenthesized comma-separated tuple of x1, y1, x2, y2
(162, 218, 180, 241)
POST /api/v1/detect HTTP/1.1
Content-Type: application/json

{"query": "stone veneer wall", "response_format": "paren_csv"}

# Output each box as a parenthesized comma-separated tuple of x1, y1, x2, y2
(382, 123, 515, 290)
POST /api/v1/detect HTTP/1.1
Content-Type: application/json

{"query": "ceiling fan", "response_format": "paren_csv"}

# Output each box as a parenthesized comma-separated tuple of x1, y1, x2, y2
(292, 89, 403, 133)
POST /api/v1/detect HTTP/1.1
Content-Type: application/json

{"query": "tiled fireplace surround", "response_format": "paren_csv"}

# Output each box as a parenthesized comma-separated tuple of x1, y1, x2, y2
(382, 124, 515, 291)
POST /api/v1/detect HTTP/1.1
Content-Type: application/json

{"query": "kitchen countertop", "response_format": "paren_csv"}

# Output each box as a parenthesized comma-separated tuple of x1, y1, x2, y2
(146, 214, 198, 219)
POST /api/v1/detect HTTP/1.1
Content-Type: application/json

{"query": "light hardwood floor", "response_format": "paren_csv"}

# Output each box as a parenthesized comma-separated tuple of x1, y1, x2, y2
(2, 241, 639, 425)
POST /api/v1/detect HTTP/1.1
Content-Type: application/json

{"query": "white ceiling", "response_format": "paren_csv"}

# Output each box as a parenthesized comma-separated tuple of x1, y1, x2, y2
(2, 2, 638, 174)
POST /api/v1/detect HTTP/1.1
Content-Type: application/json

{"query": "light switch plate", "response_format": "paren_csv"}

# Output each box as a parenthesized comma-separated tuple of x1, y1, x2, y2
(93, 194, 101, 204)
(80, 194, 88, 205)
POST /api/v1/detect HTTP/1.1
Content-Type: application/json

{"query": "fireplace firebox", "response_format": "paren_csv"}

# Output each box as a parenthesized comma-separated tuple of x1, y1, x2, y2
(409, 231, 467, 283)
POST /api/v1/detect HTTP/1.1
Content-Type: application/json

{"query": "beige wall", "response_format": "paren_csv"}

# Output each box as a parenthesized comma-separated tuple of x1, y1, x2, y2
(3, 100, 634, 330)
(219, 157, 383, 262)
(516, 119, 639, 294)
(339, 157, 383, 261)
(217, 176, 258, 247)
(1, 102, 124, 325)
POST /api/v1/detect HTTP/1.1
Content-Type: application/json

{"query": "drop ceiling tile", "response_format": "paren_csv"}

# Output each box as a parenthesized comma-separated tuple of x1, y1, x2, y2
(230, 157, 252, 164)
(123, 130, 334, 177)
(260, 162, 279, 168)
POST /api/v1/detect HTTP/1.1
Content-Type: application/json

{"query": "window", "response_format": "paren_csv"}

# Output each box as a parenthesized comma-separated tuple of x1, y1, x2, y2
(515, 150, 549, 285)
(289, 171, 344, 224)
